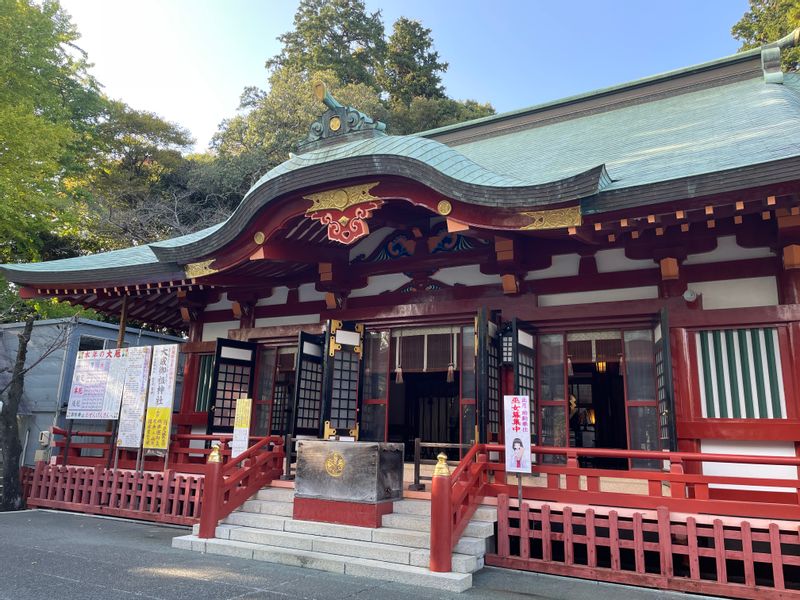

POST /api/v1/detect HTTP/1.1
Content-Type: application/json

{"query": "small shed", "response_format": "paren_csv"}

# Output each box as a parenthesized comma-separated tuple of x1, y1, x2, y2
(0, 317, 183, 466)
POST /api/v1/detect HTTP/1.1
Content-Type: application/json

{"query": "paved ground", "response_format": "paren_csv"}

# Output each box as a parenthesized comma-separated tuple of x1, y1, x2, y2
(0, 510, 713, 600)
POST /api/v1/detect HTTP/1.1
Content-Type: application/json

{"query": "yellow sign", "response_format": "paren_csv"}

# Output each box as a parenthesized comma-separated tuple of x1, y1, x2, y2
(231, 397, 253, 459)
(142, 406, 171, 450)
(325, 451, 346, 478)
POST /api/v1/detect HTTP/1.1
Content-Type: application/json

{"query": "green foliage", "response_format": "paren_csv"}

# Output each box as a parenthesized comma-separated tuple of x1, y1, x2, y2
(213, 67, 387, 173)
(388, 97, 495, 136)
(0, 0, 101, 263)
(267, 0, 386, 88)
(382, 18, 447, 105)
(732, 0, 800, 70)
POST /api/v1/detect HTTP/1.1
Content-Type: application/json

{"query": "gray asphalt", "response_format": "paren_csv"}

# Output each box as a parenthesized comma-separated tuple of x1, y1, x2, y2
(0, 510, 710, 600)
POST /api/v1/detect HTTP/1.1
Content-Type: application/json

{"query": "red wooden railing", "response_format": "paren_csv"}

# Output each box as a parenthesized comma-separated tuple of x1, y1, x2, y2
(198, 435, 284, 538)
(50, 426, 272, 473)
(484, 444, 800, 520)
(491, 497, 800, 599)
(430, 442, 800, 573)
(26, 462, 204, 525)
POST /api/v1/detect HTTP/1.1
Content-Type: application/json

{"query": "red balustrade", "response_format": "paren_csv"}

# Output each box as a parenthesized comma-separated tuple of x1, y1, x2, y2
(198, 436, 285, 538)
(430, 442, 800, 573)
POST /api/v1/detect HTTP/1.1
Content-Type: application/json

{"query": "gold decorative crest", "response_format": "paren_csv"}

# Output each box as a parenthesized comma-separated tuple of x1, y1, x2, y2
(253, 231, 265, 245)
(184, 259, 218, 279)
(437, 200, 453, 216)
(304, 182, 381, 213)
(518, 205, 582, 231)
(325, 451, 346, 478)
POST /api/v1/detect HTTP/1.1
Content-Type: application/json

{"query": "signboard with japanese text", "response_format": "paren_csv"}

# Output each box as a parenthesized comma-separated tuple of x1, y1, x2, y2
(116, 346, 153, 449)
(231, 397, 253, 459)
(503, 395, 532, 474)
(142, 344, 179, 450)
(66, 348, 129, 420)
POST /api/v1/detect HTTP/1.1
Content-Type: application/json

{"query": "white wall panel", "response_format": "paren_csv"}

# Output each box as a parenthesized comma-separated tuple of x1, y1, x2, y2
(538, 286, 659, 307)
(701, 439, 796, 492)
(254, 314, 321, 328)
(350, 273, 411, 298)
(432, 264, 501, 287)
(201, 320, 239, 342)
(690, 277, 778, 309)
(595, 248, 655, 273)
(684, 235, 774, 265)
(525, 254, 580, 280)
(257, 286, 289, 307)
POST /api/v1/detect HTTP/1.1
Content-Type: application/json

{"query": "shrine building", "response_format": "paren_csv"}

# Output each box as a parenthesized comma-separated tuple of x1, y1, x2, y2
(6, 31, 800, 597)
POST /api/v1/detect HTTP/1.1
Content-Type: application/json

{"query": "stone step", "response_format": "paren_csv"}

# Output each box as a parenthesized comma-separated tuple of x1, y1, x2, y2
(241, 499, 294, 517)
(220, 524, 479, 573)
(254, 487, 295, 502)
(392, 499, 497, 522)
(172, 535, 472, 592)
(224, 511, 287, 531)
(220, 512, 488, 558)
(382, 512, 495, 538)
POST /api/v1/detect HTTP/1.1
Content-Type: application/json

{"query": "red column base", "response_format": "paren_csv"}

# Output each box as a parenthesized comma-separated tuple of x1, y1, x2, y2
(293, 496, 394, 528)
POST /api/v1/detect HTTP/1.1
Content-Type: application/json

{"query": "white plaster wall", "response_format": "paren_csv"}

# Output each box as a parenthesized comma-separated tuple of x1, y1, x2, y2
(257, 286, 289, 307)
(298, 283, 326, 302)
(525, 254, 580, 280)
(684, 235, 774, 265)
(538, 286, 659, 307)
(205, 293, 232, 311)
(254, 314, 321, 328)
(432, 264, 501, 287)
(594, 248, 655, 273)
(689, 277, 778, 309)
(350, 273, 411, 298)
(201, 320, 239, 342)
(700, 439, 796, 492)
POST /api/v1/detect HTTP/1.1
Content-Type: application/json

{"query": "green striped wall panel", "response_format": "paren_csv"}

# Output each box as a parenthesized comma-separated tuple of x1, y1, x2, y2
(695, 328, 786, 419)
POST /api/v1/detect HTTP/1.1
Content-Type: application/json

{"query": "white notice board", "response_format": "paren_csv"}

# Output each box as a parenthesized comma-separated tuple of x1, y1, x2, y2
(116, 346, 153, 449)
(67, 349, 129, 420)
(503, 395, 532, 474)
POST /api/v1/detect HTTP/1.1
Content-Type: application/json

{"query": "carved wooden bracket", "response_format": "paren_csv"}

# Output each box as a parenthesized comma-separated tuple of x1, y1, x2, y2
(304, 182, 384, 245)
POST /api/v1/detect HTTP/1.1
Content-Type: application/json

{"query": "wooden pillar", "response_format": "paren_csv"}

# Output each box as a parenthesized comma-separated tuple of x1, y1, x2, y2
(116, 294, 129, 349)
(779, 244, 800, 305)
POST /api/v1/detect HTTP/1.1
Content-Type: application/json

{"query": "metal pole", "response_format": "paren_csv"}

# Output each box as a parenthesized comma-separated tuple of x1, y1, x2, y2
(517, 473, 523, 509)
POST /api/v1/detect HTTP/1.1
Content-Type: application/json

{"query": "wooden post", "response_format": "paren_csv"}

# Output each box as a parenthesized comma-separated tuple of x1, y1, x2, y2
(198, 444, 222, 538)
(106, 295, 129, 469)
(429, 452, 453, 573)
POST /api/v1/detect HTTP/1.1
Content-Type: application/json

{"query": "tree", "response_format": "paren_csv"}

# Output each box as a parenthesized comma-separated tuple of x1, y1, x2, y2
(0, 315, 70, 510)
(388, 96, 495, 135)
(266, 0, 386, 88)
(0, 0, 103, 263)
(213, 67, 386, 177)
(382, 17, 448, 106)
(732, 0, 800, 71)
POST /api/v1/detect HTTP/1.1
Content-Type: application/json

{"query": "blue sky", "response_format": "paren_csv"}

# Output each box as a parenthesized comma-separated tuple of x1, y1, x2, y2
(59, 0, 751, 151)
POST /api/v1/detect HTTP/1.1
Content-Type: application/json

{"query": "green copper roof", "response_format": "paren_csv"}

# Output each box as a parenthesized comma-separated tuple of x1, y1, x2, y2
(247, 134, 533, 196)
(446, 75, 800, 202)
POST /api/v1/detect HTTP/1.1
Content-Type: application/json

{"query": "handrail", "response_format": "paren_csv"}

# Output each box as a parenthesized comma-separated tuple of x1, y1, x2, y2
(430, 442, 489, 573)
(484, 443, 800, 467)
(408, 438, 469, 490)
(198, 436, 284, 538)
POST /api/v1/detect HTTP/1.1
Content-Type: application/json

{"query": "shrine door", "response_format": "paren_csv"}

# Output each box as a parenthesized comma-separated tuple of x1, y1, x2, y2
(206, 338, 258, 434)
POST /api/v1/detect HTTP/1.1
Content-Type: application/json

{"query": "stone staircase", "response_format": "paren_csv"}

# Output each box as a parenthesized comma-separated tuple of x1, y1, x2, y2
(173, 486, 496, 592)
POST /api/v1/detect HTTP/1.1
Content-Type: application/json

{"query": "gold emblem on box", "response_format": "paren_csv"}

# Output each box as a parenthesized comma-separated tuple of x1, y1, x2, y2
(325, 451, 346, 478)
